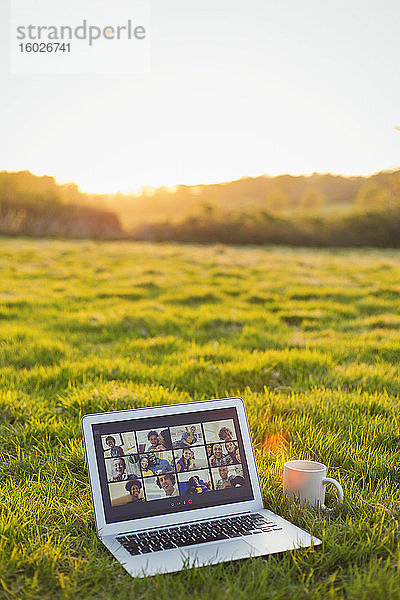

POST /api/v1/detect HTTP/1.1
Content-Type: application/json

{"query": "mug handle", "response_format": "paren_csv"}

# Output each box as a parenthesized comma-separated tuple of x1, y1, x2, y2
(322, 477, 344, 510)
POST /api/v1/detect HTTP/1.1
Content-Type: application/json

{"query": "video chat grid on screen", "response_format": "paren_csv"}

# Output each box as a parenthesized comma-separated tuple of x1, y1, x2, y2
(93, 411, 253, 522)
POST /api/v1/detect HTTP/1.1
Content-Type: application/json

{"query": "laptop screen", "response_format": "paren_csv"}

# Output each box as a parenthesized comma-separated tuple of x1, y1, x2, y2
(92, 406, 255, 524)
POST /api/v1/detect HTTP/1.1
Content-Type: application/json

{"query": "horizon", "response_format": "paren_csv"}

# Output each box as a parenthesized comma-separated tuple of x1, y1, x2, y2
(2, 164, 400, 196)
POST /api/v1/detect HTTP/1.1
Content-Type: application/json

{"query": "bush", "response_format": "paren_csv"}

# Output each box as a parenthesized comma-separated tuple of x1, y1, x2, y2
(0, 171, 122, 238)
(130, 208, 400, 248)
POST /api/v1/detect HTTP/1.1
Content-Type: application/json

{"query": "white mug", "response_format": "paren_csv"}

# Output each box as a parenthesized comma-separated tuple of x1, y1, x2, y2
(283, 460, 344, 510)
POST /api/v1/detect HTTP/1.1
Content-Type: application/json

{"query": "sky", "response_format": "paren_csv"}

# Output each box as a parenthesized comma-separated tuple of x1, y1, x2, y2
(0, 0, 400, 193)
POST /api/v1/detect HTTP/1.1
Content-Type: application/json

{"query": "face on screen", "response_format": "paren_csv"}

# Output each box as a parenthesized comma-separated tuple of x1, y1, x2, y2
(95, 410, 253, 523)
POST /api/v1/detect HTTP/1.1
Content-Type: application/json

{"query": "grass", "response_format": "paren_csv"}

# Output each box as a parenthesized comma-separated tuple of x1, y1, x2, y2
(0, 237, 399, 600)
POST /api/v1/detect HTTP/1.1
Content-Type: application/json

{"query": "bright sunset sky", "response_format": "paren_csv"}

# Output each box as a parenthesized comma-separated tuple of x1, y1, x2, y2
(0, 0, 399, 193)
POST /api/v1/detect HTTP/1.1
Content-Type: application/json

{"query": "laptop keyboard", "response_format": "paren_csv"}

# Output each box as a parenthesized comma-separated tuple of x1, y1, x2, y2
(117, 513, 282, 556)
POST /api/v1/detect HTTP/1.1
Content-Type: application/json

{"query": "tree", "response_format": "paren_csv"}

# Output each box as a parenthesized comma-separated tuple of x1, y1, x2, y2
(386, 172, 400, 206)
(355, 182, 391, 210)
(265, 186, 289, 212)
(299, 187, 325, 211)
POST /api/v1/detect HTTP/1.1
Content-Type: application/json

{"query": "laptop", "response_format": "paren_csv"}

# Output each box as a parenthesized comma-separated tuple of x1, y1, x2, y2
(82, 397, 321, 578)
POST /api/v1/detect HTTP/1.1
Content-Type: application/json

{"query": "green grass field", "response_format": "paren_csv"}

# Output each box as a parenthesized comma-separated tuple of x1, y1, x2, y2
(0, 237, 399, 600)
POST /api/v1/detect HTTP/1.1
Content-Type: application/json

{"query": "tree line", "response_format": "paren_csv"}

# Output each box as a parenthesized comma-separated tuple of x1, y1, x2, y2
(1, 169, 400, 246)
(0, 171, 121, 238)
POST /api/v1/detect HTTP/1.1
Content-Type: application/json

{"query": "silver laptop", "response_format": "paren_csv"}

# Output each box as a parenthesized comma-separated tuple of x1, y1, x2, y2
(82, 397, 321, 578)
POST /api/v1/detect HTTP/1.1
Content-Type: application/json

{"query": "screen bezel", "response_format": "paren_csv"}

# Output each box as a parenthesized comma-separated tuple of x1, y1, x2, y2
(82, 397, 263, 538)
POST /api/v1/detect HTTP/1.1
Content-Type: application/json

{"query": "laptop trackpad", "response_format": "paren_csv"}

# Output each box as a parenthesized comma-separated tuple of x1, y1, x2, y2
(181, 539, 254, 567)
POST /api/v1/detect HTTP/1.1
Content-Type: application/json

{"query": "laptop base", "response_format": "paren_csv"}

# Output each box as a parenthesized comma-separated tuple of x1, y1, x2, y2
(102, 509, 321, 578)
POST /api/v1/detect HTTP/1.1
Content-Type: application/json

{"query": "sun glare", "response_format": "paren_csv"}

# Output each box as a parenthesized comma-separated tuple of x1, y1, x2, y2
(262, 432, 288, 454)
